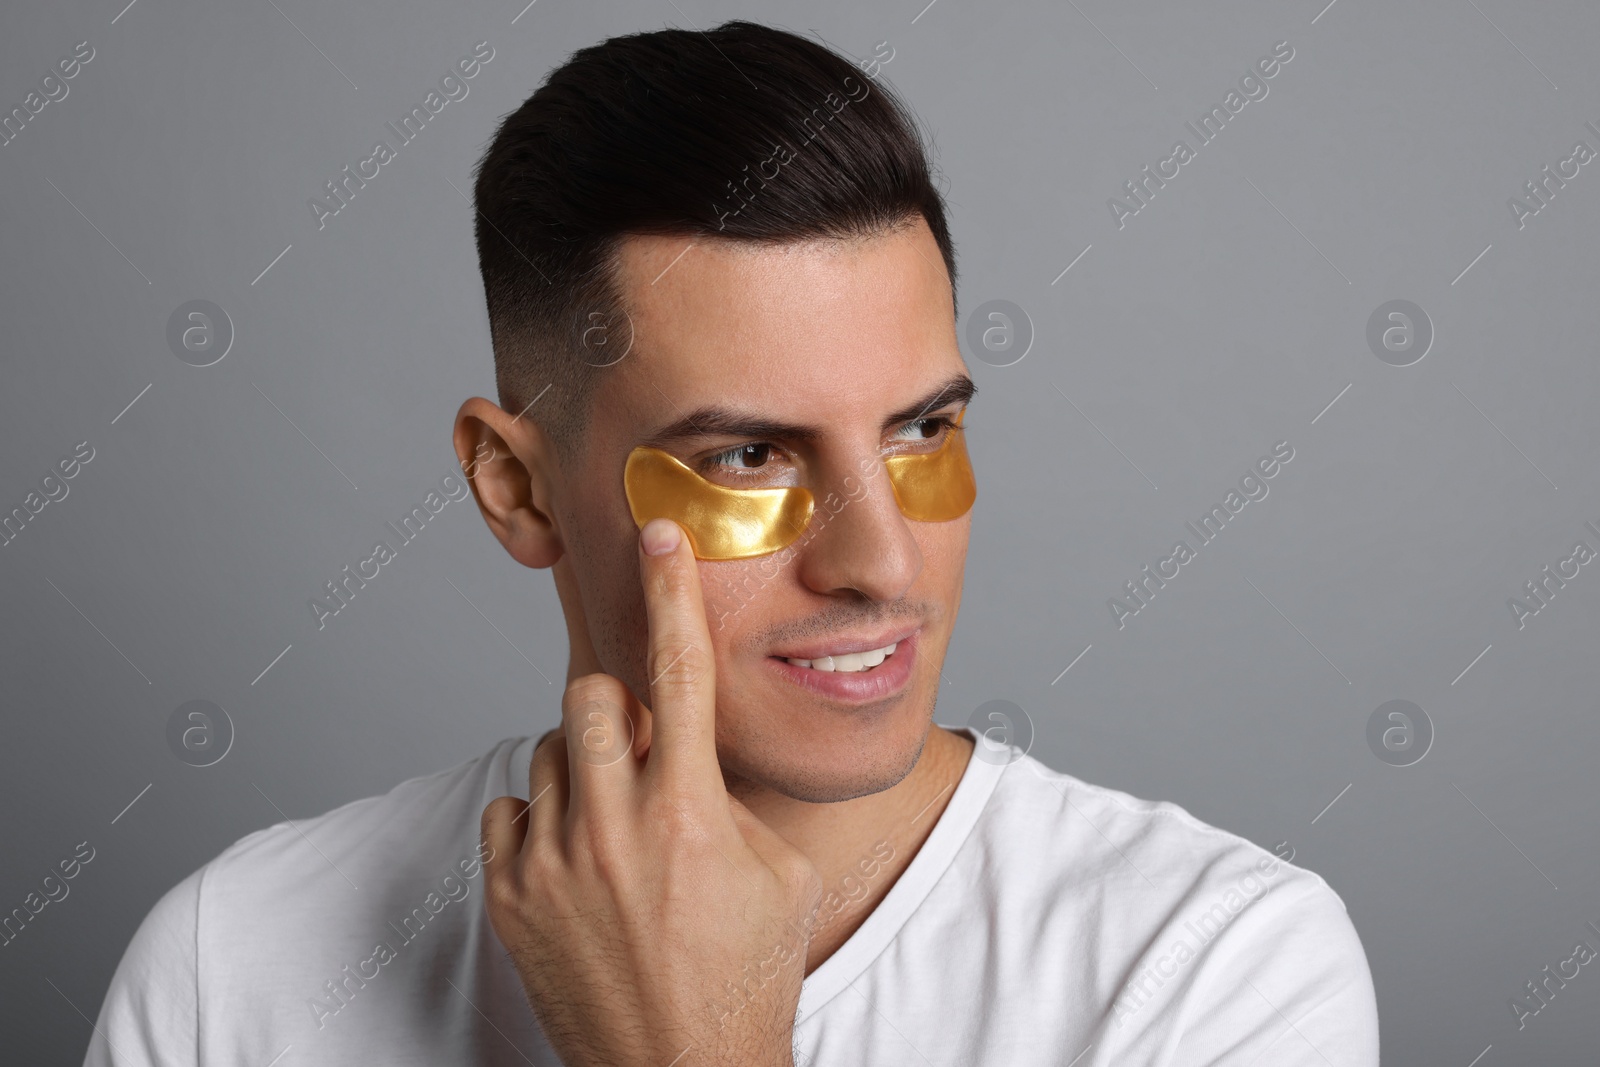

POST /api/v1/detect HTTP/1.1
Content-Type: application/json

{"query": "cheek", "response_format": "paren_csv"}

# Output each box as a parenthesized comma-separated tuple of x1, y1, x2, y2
(565, 506, 650, 670)
(910, 514, 971, 592)
(699, 558, 774, 647)
(907, 517, 970, 653)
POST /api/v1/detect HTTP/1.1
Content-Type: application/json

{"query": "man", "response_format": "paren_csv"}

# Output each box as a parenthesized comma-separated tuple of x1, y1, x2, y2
(85, 20, 1378, 1066)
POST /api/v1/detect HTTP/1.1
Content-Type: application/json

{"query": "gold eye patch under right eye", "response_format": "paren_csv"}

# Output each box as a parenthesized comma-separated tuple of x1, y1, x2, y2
(623, 447, 815, 561)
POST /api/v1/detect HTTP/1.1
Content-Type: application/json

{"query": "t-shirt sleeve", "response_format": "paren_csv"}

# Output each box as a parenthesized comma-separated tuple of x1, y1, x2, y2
(1176, 871, 1380, 1066)
(82, 866, 203, 1067)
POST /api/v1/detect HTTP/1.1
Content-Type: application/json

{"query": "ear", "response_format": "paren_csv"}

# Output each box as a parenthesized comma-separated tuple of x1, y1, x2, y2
(452, 396, 565, 569)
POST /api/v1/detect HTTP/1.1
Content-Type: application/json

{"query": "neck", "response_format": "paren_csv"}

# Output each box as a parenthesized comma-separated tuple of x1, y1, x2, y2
(729, 723, 974, 975)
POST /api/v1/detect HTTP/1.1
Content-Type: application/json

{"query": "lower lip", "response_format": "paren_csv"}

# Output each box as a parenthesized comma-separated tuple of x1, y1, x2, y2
(767, 631, 918, 705)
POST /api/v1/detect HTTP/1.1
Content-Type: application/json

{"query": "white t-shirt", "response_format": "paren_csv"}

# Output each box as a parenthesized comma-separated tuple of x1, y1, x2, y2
(84, 726, 1379, 1066)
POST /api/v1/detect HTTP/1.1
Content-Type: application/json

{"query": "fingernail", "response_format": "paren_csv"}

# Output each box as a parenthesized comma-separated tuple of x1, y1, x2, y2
(641, 518, 681, 556)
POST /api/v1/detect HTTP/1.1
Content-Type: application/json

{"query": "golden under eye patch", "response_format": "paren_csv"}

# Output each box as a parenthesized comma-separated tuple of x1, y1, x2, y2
(623, 447, 815, 560)
(623, 420, 976, 560)
(883, 422, 977, 523)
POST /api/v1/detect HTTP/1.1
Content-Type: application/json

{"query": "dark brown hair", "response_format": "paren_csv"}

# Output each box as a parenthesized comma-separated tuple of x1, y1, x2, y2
(472, 20, 956, 455)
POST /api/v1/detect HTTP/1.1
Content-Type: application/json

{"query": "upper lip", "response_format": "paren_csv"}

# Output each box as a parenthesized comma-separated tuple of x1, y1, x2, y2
(769, 625, 920, 661)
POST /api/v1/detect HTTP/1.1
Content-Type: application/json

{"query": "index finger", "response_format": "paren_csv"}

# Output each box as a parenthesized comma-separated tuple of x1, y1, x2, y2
(637, 517, 720, 793)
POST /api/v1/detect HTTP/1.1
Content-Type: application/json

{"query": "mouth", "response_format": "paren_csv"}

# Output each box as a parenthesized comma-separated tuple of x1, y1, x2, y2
(779, 640, 900, 673)
(766, 628, 919, 704)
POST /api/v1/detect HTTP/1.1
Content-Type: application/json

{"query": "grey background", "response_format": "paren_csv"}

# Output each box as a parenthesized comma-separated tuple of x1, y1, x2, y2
(2, 0, 1596, 1062)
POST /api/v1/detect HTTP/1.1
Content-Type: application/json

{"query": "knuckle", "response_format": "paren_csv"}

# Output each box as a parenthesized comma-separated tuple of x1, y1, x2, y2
(480, 796, 509, 828)
(481, 797, 519, 836)
(530, 735, 566, 779)
(562, 680, 635, 765)
(524, 835, 565, 881)
(650, 556, 698, 601)
(564, 672, 627, 711)
(485, 869, 527, 917)
(644, 791, 703, 844)
(646, 640, 711, 689)
(575, 709, 634, 763)
(572, 819, 632, 882)
(782, 855, 824, 902)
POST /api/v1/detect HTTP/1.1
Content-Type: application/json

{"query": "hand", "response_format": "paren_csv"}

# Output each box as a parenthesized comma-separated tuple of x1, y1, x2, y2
(481, 518, 824, 1067)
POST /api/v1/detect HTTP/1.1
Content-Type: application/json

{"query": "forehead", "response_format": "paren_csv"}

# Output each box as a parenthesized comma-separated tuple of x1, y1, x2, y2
(597, 220, 963, 440)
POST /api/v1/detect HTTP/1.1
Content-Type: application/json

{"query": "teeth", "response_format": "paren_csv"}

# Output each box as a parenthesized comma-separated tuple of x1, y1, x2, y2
(784, 641, 898, 672)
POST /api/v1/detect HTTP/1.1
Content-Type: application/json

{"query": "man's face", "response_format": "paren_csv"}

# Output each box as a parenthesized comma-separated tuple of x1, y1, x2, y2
(558, 217, 972, 803)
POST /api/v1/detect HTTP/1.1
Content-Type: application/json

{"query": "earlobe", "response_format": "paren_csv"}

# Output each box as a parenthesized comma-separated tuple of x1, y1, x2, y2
(453, 396, 566, 569)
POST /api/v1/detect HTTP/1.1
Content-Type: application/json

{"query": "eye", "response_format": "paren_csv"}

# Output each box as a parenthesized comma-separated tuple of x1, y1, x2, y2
(890, 414, 958, 448)
(707, 442, 774, 470)
(696, 441, 799, 487)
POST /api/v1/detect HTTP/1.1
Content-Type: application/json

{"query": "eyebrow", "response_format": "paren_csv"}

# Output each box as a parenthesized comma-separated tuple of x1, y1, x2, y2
(637, 373, 978, 450)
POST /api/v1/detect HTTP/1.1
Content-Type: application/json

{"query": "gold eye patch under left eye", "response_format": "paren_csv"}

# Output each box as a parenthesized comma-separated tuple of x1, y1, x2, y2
(882, 418, 977, 522)
(623, 419, 977, 561)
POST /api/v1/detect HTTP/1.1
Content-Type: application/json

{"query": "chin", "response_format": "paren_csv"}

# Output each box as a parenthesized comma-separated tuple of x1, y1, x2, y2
(718, 687, 937, 803)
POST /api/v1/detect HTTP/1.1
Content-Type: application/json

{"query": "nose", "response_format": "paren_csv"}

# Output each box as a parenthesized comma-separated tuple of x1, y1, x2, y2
(793, 455, 923, 601)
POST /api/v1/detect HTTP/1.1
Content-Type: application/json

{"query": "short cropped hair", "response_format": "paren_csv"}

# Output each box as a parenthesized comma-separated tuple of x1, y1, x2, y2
(470, 20, 957, 457)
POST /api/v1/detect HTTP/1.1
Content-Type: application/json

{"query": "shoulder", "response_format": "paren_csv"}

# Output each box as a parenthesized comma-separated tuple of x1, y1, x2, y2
(83, 864, 205, 1066)
(205, 733, 534, 936)
(978, 749, 1311, 897)
(83, 735, 534, 1066)
(975, 751, 1379, 1062)
(165, 734, 531, 947)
